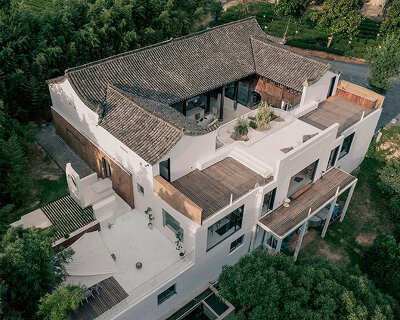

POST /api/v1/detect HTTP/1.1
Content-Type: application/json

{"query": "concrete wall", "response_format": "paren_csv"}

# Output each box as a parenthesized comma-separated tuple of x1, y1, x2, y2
(300, 71, 338, 109)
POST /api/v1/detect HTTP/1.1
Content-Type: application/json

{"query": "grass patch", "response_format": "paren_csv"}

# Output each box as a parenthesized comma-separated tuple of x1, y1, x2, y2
(218, 2, 382, 58)
(301, 127, 400, 267)
(8, 142, 69, 224)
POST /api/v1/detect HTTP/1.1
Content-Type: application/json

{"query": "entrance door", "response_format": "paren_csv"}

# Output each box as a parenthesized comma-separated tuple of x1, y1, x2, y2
(327, 76, 336, 98)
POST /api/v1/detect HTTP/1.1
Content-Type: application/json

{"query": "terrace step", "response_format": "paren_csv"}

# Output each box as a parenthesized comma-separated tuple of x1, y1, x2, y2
(230, 148, 273, 178)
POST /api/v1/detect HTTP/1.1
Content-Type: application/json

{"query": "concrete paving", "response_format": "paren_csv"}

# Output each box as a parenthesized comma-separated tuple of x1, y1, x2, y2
(36, 123, 93, 177)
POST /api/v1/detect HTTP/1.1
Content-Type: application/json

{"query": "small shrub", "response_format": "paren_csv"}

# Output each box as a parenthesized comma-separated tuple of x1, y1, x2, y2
(378, 160, 400, 196)
(249, 120, 257, 129)
(234, 115, 248, 137)
(256, 101, 273, 131)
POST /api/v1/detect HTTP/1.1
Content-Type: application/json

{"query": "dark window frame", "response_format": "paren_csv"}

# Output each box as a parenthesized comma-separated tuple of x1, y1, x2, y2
(339, 133, 355, 159)
(157, 284, 176, 305)
(229, 235, 244, 252)
(327, 76, 337, 98)
(163, 209, 183, 240)
(137, 183, 144, 195)
(159, 158, 171, 182)
(327, 146, 340, 170)
(206, 205, 244, 252)
(262, 188, 276, 214)
(103, 158, 111, 177)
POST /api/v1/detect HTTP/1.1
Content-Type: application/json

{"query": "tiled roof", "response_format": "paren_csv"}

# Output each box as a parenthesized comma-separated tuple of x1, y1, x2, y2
(100, 86, 183, 164)
(50, 17, 330, 158)
(252, 37, 330, 92)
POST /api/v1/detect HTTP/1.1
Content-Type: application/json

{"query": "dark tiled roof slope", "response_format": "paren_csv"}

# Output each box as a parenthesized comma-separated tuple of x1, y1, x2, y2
(100, 86, 183, 164)
(252, 37, 330, 92)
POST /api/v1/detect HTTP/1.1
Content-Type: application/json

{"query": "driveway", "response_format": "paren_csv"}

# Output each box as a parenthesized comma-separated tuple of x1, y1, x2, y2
(327, 60, 400, 130)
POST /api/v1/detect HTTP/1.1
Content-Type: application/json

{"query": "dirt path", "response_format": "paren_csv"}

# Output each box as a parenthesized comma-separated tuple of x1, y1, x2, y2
(287, 46, 366, 64)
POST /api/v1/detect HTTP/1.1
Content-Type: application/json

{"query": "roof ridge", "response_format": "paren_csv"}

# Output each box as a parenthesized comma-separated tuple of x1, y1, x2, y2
(250, 36, 330, 68)
(65, 17, 259, 74)
(104, 84, 183, 133)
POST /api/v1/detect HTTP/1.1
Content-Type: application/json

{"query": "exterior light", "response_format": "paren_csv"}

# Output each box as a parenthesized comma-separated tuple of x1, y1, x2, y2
(263, 14, 266, 18)
(378, 45, 382, 48)
(295, 30, 299, 34)
(264, 26, 268, 29)
(348, 40, 352, 44)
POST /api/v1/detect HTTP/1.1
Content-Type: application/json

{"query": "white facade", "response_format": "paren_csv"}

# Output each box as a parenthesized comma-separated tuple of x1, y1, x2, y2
(48, 70, 382, 320)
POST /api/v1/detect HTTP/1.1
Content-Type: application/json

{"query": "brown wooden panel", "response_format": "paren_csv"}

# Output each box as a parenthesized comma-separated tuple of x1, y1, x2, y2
(52, 108, 134, 208)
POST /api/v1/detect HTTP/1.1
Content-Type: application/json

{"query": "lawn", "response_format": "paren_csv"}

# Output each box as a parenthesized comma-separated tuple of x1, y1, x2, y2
(7, 141, 69, 224)
(218, 2, 382, 58)
(300, 126, 400, 267)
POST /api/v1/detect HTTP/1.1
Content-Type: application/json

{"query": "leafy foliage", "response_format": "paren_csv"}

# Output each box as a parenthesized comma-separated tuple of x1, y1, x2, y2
(234, 115, 249, 136)
(380, 0, 400, 35)
(0, 227, 73, 319)
(378, 160, 400, 196)
(37, 285, 84, 320)
(256, 101, 273, 131)
(0, 0, 215, 123)
(314, 0, 362, 47)
(0, 101, 35, 208)
(275, 0, 310, 20)
(218, 251, 399, 320)
(366, 34, 400, 92)
(365, 235, 400, 303)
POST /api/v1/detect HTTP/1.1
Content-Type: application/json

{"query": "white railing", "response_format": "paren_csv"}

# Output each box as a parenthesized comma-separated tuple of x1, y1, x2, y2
(96, 251, 194, 320)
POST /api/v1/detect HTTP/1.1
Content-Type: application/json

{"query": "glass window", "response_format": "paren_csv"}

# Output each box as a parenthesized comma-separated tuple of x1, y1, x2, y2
(339, 133, 355, 159)
(225, 83, 235, 100)
(137, 183, 144, 195)
(327, 146, 340, 169)
(157, 284, 176, 305)
(230, 235, 244, 252)
(237, 81, 249, 106)
(262, 188, 276, 214)
(163, 209, 183, 239)
(159, 159, 170, 181)
(206, 205, 244, 251)
(288, 160, 319, 197)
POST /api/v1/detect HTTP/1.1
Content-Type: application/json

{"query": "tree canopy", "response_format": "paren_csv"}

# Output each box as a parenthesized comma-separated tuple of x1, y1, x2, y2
(0, 227, 73, 319)
(218, 251, 399, 320)
(366, 34, 400, 92)
(315, 0, 362, 47)
(380, 0, 400, 35)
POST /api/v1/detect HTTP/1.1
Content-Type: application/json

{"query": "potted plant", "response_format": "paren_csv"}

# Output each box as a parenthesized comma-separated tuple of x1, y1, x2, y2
(145, 207, 154, 229)
(232, 115, 249, 141)
(175, 231, 186, 258)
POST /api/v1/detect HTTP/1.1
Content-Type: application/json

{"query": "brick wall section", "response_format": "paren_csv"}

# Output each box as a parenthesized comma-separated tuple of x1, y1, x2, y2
(51, 108, 135, 208)
(153, 175, 203, 225)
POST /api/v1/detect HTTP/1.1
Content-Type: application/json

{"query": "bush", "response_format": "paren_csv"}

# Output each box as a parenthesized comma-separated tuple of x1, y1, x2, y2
(378, 160, 400, 196)
(234, 115, 248, 136)
(249, 120, 257, 129)
(256, 101, 273, 131)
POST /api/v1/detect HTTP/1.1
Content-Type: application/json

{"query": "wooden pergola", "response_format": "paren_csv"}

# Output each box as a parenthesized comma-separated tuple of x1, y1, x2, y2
(256, 167, 357, 261)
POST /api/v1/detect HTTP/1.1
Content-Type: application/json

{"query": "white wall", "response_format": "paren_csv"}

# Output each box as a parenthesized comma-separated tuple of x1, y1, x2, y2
(336, 109, 382, 173)
(300, 71, 338, 109)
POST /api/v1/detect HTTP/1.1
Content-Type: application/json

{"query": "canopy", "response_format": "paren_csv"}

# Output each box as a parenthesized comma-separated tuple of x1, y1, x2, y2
(65, 231, 119, 288)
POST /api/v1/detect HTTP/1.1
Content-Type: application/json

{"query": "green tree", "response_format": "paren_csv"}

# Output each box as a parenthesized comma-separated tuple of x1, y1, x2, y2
(0, 227, 73, 319)
(275, 0, 310, 38)
(380, 0, 400, 35)
(366, 34, 400, 92)
(365, 235, 400, 303)
(315, 0, 362, 47)
(218, 251, 399, 320)
(37, 285, 84, 320)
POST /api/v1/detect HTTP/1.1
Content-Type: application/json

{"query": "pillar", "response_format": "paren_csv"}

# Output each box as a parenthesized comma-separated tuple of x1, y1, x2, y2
(219, 87, 225, 122)
(205, 93, 211, 114)
(182, 100, 187, 116)
(340, 182, 356, 222)
(275, 238, 282, 254)
(294, 221, 308, 261)
(321, 187, 340, 238)
(233, 81, 239, 110)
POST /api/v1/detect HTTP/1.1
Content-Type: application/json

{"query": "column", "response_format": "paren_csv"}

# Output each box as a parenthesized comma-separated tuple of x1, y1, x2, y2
(340, 183, 356, 222)
(205, 93, 211, 114)
(294, 221, 308, 261)
(219, 87, 225, 122)
(182, 100, 187, 116)
(275, 238, 282, 254)
(321, 188, 340, 238)
(233, 81, 239, 110)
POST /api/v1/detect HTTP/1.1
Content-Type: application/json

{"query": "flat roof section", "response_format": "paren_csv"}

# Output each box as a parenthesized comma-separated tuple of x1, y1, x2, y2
(300, 96, 375, 136)
(172, 157, 271, 222)
(259, 167, 356, 238)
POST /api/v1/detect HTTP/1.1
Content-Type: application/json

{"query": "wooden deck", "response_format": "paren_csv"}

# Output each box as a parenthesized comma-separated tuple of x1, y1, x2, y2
(41, 195, 95, 240)
(260, 168, 356, 238)
(172, 157, 271, 221)
(300, 96, 374, 136)
(71, 277, 128, 320)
